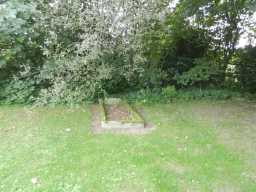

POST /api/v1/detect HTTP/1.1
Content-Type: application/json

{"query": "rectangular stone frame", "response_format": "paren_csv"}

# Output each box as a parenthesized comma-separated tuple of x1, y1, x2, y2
(99, 98, 145, 129)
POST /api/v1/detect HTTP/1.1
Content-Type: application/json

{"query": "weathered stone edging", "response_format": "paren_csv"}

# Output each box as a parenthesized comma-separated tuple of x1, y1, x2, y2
(99, 98, 145, 129)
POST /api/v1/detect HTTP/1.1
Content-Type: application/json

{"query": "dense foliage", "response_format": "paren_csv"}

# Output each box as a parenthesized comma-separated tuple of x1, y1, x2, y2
(236, 46, 256, 93)
(0, 0, 256, 104)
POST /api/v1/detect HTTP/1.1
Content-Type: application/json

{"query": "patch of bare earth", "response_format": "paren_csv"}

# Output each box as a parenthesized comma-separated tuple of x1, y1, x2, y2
(164, 161, 188, 175)
(90, 105, 154, 135)
(105, 104, 130, 121)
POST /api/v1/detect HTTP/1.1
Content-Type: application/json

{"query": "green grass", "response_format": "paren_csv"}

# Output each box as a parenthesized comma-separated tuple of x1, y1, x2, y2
(0, 101, 256, 191)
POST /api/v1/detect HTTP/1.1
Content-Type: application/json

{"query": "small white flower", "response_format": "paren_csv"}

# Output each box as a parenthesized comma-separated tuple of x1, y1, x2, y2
(31, 177, 38, 185)
(65, 128, 71, 132)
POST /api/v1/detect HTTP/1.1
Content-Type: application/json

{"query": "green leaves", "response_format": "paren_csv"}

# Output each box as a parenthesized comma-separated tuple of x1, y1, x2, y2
(0, 0, 255, 104)
(0, 0, 43, 104)
(175, 58, 219, 87)
(236, 46, 256, 93)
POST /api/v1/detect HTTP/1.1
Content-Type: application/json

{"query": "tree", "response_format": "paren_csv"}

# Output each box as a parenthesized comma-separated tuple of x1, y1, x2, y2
(173, 0, 256, 83)
(0, 0, 44, 103)
(1, 0, 255, 104)
(236, 46, 256, 93)
(0, 0, 40, 78)
(1, 0, 172, 104)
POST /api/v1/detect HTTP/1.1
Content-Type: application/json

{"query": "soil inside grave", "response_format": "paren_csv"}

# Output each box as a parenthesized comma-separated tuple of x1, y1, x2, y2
(105, 103, 131, 121)
(91, 105, 154, 134)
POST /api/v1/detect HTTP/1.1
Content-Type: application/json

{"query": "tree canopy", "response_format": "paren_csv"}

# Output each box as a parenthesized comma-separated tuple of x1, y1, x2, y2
(0, 0, 255, 104)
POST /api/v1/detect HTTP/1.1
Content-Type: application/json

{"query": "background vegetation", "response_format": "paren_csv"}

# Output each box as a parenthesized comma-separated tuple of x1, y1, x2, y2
(0, 0, 256, 104)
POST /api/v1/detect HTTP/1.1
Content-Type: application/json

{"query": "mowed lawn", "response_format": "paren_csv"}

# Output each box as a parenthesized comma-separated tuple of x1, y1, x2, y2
(0, 100, 256, 192)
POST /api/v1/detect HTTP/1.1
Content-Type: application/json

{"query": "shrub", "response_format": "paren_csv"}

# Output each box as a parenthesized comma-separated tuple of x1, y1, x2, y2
(175, 89, 241, 101)
(236, 46, 256, 93)
(162, 86, 177, 98)
(121, 87, 241, 104)
(175, 58, 219, 88)
(121, 86, 176, 104)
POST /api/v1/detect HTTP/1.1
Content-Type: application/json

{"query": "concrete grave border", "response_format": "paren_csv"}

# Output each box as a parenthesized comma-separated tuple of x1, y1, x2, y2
(99, 98, 145, 129)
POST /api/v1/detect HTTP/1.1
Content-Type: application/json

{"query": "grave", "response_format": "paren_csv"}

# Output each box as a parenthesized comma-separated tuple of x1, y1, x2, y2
(99, 98, 145, 129)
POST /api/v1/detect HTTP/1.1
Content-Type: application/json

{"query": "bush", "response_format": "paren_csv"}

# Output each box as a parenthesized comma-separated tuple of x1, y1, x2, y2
(0, 79, 36, 105)
(122, 86, 176, 104)
(162, 86, 177, 98)
(121, 87, 241, 104)
(236, 46, 256, 93)
(175, 89, 241, 101)
(175, 58, 219, 88)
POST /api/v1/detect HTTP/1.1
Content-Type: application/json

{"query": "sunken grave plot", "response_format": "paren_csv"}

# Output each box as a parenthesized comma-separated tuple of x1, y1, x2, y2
(100, 98, 144, 129)
(91, 98, 155, 134)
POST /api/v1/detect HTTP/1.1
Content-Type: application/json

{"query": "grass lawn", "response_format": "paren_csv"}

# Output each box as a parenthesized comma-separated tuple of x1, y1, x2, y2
(0, 100, 256, 191)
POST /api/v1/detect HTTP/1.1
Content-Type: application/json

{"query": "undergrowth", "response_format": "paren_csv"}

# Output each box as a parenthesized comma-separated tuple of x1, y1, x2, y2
(119, 86, 243, 104)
